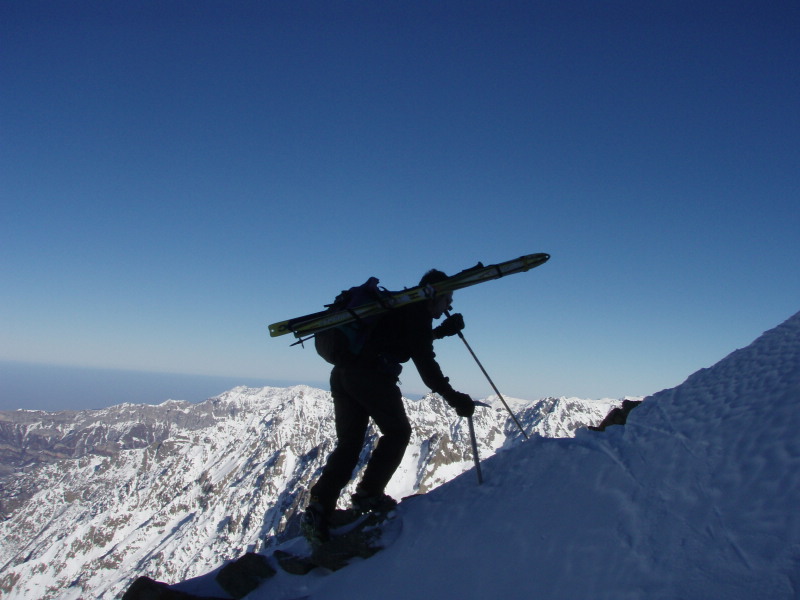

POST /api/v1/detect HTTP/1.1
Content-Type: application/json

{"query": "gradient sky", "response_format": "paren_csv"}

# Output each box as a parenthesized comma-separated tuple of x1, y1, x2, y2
(2, 1, 799, 410)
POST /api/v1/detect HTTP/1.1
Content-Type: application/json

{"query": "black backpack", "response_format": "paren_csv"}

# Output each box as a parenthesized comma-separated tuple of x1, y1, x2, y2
(314, 277, 392, 366)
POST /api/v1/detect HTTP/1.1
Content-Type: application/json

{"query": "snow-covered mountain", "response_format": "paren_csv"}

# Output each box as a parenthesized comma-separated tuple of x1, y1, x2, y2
(0, 400, 226, 516)
(159, 309, 796, 600)
(0, 385, 620, 599)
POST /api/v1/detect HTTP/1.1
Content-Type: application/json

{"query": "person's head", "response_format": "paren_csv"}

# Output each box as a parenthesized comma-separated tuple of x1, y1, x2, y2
(420, 269, 452, 319)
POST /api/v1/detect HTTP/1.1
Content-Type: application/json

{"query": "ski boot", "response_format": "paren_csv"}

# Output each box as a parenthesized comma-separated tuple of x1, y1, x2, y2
(301, 500, 331, 547)
(350, 491, 397, 515)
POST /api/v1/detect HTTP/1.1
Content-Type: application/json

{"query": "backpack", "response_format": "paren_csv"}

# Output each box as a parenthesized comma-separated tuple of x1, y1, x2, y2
(314, 277, 392, 366)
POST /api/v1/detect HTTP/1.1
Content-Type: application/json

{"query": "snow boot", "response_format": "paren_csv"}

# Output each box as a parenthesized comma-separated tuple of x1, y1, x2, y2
(301, 500, 331, 547)
(350, 492, 397, 515)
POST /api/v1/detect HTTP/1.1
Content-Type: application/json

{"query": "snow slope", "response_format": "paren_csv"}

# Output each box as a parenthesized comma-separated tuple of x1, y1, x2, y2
(215, 310, 800, 600)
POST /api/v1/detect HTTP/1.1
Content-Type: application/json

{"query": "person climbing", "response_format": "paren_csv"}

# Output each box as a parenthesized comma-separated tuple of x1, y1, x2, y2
(301, 268, 475, 544)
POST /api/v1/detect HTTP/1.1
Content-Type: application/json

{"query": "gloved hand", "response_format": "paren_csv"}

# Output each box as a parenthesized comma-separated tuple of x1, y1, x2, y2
(446, 391, 475, 418)
(433, 313, 465, 339)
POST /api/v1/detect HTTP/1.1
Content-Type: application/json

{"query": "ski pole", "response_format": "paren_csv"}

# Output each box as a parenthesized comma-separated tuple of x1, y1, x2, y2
(445, 311, 530, 440)
(467, 415, 484, 485)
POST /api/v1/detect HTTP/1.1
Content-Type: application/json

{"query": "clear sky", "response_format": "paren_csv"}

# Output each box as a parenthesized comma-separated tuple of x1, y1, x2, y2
(2, 1, 799, 411)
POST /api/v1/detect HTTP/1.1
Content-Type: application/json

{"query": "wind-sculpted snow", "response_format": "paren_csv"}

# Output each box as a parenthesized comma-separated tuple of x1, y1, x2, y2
(0, 385, 616, 599)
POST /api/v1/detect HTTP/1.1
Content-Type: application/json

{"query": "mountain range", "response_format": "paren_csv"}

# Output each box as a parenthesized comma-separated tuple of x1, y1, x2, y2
(0, 386, 622, 599)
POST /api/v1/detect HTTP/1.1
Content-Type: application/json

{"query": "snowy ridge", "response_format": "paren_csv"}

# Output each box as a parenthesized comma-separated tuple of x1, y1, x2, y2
(206, 310, 798, 600)
(0, 385, 616, 599)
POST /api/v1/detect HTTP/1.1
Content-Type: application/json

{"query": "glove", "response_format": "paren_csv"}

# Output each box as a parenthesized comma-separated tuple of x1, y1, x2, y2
(432, 313, 465, 339)
(445, 391, 475, 418)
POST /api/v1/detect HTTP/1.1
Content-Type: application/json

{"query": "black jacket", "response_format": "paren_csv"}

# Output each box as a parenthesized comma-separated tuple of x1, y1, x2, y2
(360, 302, 455, 397)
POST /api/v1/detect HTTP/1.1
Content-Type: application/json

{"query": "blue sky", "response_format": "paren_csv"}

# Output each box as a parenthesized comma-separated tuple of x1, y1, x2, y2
(2, 1, 799, 410)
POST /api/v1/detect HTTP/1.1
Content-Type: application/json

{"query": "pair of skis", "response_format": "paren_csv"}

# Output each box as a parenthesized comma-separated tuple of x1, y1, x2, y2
(268, 252, 549, 340)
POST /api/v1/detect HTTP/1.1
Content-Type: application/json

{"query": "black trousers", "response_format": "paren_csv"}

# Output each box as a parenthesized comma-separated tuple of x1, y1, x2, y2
(309, 366, 412, 512)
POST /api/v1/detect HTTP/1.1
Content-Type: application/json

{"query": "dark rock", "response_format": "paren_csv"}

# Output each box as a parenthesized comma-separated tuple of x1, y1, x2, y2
(215, 552, 276, 599)
(273, 549, 317, 575)
(120, 576, 227, 600)
(589, 400, 643, 431)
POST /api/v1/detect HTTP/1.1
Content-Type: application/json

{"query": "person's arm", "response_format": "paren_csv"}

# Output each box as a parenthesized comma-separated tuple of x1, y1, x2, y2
(410, 315, 474, 417)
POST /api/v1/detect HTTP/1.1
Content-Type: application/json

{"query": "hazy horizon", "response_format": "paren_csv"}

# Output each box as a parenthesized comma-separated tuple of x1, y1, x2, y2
(0, 360, 326, 412)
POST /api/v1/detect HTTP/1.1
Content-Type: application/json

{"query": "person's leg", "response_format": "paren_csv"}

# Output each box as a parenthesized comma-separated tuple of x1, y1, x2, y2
(342, 369, 412, 498)
(308, 367, 370, 513)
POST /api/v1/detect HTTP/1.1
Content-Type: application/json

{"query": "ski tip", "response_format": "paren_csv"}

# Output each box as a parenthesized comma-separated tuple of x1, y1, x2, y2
(524, 252, 550, 265)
